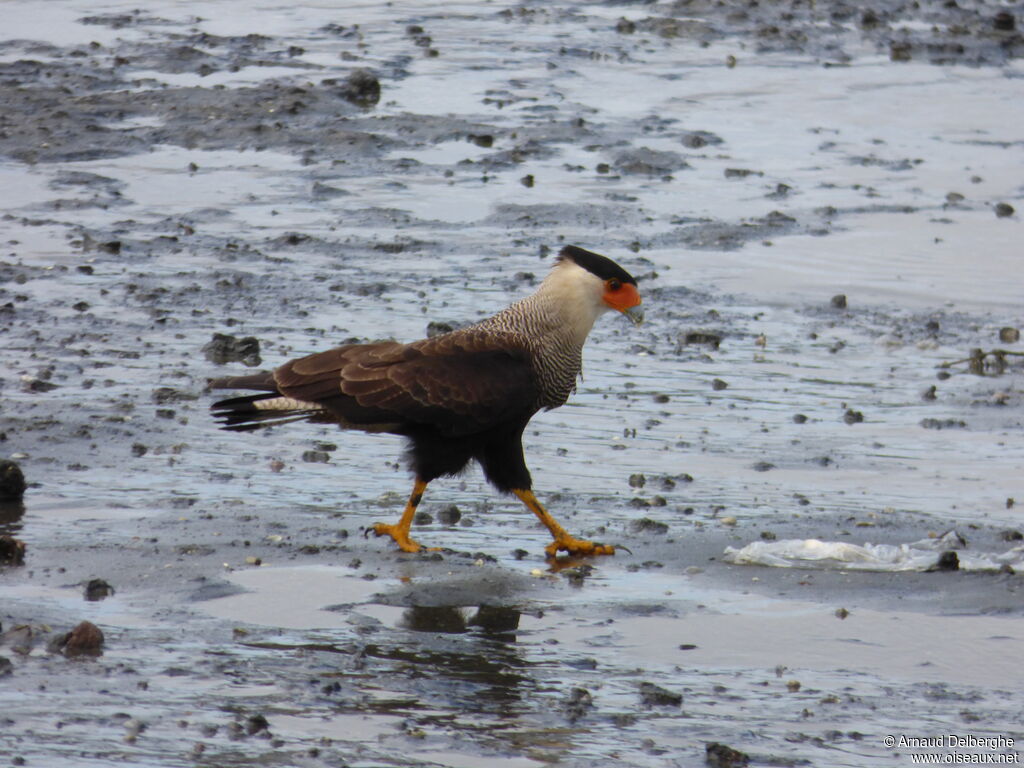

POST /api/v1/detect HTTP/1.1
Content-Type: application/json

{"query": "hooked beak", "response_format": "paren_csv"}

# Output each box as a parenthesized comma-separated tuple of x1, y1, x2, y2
(622, 304, 644, 326)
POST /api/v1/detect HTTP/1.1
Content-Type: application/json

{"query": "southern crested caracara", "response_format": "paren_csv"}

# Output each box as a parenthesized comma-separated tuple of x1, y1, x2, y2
(210, 245, 643, 557)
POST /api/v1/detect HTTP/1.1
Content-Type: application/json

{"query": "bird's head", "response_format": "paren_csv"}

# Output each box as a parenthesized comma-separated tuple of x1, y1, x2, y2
(555, 245, 644, 326)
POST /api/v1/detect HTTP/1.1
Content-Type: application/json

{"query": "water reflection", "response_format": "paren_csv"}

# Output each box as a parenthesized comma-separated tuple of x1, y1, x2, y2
(398, 604, 521, 638)
(0, 501, 25, 536)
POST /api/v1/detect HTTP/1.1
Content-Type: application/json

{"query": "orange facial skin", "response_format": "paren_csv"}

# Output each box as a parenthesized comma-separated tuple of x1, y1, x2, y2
(602, 279, 643, 322)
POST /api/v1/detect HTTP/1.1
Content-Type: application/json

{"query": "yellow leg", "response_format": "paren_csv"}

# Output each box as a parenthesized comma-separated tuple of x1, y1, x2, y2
(371, 478, 428, 553)
(513, 489, 615, 558)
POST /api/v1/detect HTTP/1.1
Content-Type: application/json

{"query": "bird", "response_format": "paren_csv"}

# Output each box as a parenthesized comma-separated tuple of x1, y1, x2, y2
(209, 245, 643, 558)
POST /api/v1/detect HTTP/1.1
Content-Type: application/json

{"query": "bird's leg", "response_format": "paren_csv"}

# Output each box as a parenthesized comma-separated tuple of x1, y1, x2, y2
(371, 478, 428, 553)
(512, 489, 615, 558)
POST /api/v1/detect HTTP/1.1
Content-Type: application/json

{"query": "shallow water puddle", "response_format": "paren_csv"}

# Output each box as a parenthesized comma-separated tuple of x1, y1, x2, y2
(201, 564, 393, 628)
(200, 561, 1024, 690)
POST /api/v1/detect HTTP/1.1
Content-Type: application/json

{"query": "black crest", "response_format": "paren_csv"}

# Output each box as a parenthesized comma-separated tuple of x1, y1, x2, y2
(558, 245, 637, 285)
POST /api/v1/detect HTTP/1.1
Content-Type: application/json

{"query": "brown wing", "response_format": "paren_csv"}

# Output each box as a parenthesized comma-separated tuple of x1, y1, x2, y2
(273, 330, 538, 437)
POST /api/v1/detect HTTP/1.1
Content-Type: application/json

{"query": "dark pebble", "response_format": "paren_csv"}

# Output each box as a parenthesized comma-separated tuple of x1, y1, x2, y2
(930, 551, 960, 572)
(0, 656, 12, 676)
(752, 461, 775, 472)
(793, 413, 808, 424)
(999, 327, 1020, 343)
(56, 620, 105, 657)
(639, 681, 682, 707)
(563, 687, 594, 722)
(84, 578, 115, 601)
(437, 505, 461, 525)
(413, 511, 433, 525)
(711, 378, 728, 391)
(0, 536, 26, 565)
(706, 741, 751, 767)
(630, 517, 669, 534)
(246, 714, 271, 735)
(999, 530, 1023, 542)
(920, 418, 967, 430)
(628, 473, 646, 489)
(0, 460, 26, 501)
(680, 331, 722, 348)
(993, 11, 1016, 31)
(994, 202, 1015, 218)
(202, 333, 262, 367)
(843, 409, 864, 425)
(830, 294, 847, 309)
(335, 68, 380, 107)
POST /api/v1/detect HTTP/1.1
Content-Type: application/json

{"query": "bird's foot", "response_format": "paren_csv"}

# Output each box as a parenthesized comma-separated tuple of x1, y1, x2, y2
(366, 523, 423, 553)
(545, 536, 615, 559)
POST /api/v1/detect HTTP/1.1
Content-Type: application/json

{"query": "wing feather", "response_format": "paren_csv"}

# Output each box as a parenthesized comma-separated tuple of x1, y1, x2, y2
(272, 331, 538, 436)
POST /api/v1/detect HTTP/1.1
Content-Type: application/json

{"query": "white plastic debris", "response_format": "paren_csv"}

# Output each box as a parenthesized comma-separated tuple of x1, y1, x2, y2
(723, 530, 1024, 573)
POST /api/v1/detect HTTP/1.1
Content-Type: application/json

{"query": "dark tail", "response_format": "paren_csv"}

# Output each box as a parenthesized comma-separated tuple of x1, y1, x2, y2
(209, 373, 315, 432)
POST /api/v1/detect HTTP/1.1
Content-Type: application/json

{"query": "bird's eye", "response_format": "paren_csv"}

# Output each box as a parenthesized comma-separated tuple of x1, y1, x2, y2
(608, 279, 622, 291)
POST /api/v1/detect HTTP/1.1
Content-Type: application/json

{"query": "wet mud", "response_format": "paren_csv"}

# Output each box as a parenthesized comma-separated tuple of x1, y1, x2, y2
(2, 1, 1023, 766)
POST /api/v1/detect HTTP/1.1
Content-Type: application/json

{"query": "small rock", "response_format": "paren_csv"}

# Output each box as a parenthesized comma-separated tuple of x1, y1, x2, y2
(706, 741, 750, 767)
(994, 202, 1015, 218)
(994, 11, 1016, 31)
(0, 459, 26, 501)
(563, 687, 594, 722)
(335, 68, 380, 107)
(890, 41, 913, 62)
(437, 505, 461, 525)
(55, 620, 105, 657)
(999, 327, 1020, 343)
(202, 333, 262, 367)
(680, 130, 724, 149)
(930, 551, 960, 572)
(680, 331, 722, 348)
(792, 413, 808, 424)
(835, 607, 850, 619)
(245, 714, 271, 735)
(0, 536, 26, 565)
(0, 656, 13, 676)
(630, 517, 669, 535)
(843, 409, 864, 425)
(711, 378, 728, 391)
(639, 681, 682, 707)
(628, 473, 646, 489)
(830, 294, 847, 309)
(920, 418, 967, 430)
(84, 578, 115, 601)
(123, 718, 146, 744)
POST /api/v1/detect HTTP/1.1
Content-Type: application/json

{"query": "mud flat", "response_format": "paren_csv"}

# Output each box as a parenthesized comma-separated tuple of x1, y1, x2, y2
(1, 1, 1022, 766)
